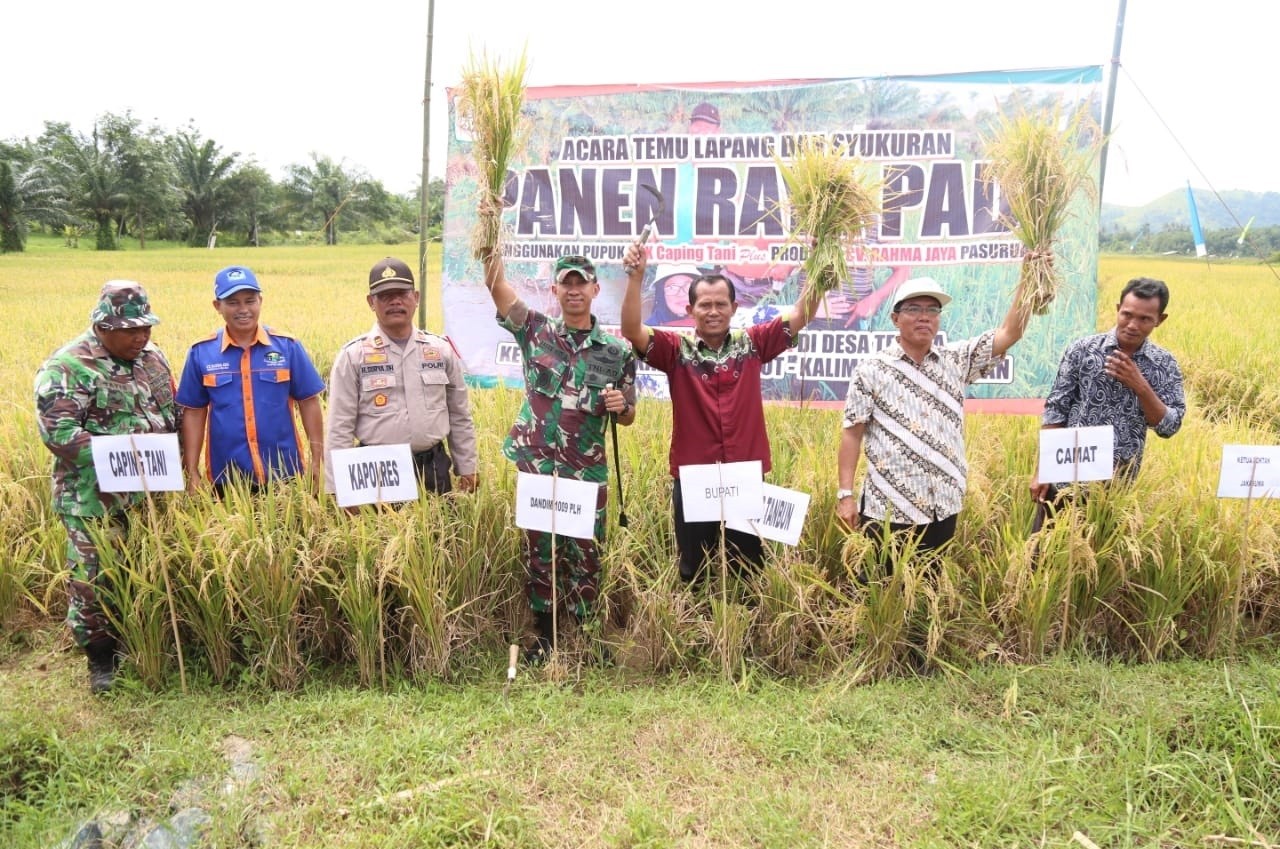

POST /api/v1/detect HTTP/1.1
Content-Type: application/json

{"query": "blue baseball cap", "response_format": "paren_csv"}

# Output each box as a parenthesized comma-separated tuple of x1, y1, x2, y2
(214, 266, 262, 300)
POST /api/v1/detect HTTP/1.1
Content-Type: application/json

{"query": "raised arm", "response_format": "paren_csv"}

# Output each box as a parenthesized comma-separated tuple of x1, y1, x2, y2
(480, 249, 519, 320)
(992, 256, 1047, 357)
(992, 285, 1034, 358)
(787, 270, 826, 335)
(619, 240, 651, 354)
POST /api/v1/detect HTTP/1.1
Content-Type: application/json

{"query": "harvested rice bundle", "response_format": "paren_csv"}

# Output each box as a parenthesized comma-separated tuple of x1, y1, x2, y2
(455, 49, 529, 260)
(982, 103, 1101, 314)
(778, 137, 882, 312)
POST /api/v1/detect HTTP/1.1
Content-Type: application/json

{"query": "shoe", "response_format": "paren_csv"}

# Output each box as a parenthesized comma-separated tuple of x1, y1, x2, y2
(523, 637, 551, 666)
(86, 642, 117, 695)
(524, 610, 556, 665)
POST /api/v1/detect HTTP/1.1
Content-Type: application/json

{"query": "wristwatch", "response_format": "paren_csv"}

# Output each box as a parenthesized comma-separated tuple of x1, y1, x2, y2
(836, 488, 854, 500)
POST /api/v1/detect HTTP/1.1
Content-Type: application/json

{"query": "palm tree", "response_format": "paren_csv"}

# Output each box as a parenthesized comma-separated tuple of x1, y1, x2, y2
(282, 154, 371, 245)
(221, 164, 277, 247)
(172, 130, 238, 246)
(98, 113, 178, 248)
(39, 122, 129, 250)
(0, 161, 23, 252)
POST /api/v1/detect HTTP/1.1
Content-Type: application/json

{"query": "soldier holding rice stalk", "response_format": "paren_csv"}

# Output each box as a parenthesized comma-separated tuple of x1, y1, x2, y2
(461, 52, 636, 664)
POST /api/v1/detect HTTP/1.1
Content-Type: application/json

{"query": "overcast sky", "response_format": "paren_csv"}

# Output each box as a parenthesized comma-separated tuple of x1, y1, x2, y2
(5, 0, 1271, 207)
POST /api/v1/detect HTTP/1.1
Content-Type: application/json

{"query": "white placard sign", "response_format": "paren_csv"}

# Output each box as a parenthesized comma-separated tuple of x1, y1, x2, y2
(1037, 426, 1116, 484)
(1217, 445, 1280, 499)
(678, 461, 764, 523)
(90, 433, 184, 492)
(515, 472, 600, 540)
(331, 443, 418, 506)
(725, 483, 811, 546)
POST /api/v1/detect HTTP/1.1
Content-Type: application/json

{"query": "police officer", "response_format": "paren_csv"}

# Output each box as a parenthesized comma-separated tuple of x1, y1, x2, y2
(480, 248, 636, 662)
(325, 257, 478, 496)
(35, 281, 180, 694)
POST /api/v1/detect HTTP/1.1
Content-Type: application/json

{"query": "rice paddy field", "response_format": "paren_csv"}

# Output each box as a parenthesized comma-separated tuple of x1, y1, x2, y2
(1, 241, 1278, 847)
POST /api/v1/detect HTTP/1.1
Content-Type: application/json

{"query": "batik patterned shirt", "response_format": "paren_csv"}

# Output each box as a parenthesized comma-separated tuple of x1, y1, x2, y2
(842, 330, 999, 524)
(498, 300, 636, 482)
(1041, 329, 1185, 481)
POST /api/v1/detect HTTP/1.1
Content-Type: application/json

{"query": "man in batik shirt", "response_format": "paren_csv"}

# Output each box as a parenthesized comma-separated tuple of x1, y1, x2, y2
(837, 275, 1033, 561)
(1031, 276, 1185, 526)
(620, 248, 825, 584)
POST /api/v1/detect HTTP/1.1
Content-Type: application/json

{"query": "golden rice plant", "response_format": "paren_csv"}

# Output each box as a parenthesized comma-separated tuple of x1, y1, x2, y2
(169, 499, 239, 684)
(313, 516, 389, 689)
(219, 486, 313, 692)
(777, 136, 882, 310)
(708, 598, 754, 682)
(96, 508, 179, 690)
(751, 555, 835, 676)
(981, 102, 1101, 314)
(608, 556, 704, 674)
(455, 48, 529, 259)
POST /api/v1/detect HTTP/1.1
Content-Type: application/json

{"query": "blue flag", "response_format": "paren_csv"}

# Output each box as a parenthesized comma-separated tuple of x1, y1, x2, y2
(1187, 182, 1207, 257)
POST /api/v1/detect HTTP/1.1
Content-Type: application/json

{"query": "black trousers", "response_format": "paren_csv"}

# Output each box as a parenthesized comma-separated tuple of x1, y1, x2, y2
(860, 512, 957, 576)
(672, 479, 764, 583)
(413, 444, 453, 495)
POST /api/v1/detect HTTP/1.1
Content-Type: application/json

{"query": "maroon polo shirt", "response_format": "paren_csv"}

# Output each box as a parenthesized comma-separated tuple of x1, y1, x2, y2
(643, 318, 795, 478)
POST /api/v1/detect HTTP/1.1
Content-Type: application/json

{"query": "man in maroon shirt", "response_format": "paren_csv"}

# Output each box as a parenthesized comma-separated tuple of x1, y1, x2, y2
(620, 242, 824, 582)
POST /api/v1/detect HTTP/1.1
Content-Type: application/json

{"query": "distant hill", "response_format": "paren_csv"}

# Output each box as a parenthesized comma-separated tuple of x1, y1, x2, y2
(1101, 189, 1280, 233)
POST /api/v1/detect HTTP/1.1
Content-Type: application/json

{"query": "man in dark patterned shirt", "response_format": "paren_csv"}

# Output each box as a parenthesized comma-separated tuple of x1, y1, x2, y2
(481, 247, 637, 663)
(620, 244, 825, 584)
(1031, 276, 1185, 521)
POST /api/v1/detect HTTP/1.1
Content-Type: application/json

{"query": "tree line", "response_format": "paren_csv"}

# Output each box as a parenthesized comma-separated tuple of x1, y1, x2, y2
(5, 111, 1279, 262)
(0, 111, 444, 253)
(1101, 222, 1280, 261)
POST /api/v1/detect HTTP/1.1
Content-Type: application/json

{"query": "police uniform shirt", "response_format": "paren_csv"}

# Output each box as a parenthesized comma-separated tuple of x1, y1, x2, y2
(324, 323, 478, 490)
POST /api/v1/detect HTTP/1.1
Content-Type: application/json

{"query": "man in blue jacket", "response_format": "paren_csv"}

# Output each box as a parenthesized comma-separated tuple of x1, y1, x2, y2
(177, 266, 326, 492)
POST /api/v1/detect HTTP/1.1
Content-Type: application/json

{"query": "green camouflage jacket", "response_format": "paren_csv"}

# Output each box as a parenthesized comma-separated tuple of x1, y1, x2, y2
(35, 330, 179, 516)
(498, 301, 636, 482)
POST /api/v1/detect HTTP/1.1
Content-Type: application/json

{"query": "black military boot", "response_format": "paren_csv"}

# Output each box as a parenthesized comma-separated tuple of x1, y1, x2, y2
(85, 639, 118, 695)
(524, 610, 555, 665)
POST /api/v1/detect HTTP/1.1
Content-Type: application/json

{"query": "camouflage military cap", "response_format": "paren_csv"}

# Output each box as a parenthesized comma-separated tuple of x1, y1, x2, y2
(90, 280, 161, 329)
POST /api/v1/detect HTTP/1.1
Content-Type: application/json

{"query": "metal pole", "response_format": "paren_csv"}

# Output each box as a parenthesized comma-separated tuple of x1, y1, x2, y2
(417, 0, 437, 329)
(1098, 0, 1127, 202)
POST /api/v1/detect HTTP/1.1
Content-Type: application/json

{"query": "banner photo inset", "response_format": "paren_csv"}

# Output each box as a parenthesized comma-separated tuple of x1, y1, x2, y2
(444, 67, 1103, 404)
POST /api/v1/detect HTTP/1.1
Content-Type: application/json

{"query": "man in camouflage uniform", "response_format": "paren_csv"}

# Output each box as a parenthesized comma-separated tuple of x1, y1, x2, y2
(34, 282, 179, 694)
(480, 248, 637, 662)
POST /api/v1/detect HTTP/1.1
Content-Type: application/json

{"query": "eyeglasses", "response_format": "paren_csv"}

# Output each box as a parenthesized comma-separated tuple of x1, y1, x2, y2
(897, 305, 943, 316)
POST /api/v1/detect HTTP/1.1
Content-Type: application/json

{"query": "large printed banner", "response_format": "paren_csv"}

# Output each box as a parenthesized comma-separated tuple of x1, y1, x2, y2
(443, 68, 1102, 403)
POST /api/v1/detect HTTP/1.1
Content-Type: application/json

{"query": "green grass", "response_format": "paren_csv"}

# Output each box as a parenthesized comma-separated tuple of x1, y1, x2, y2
(3, 643, 1278, 847)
